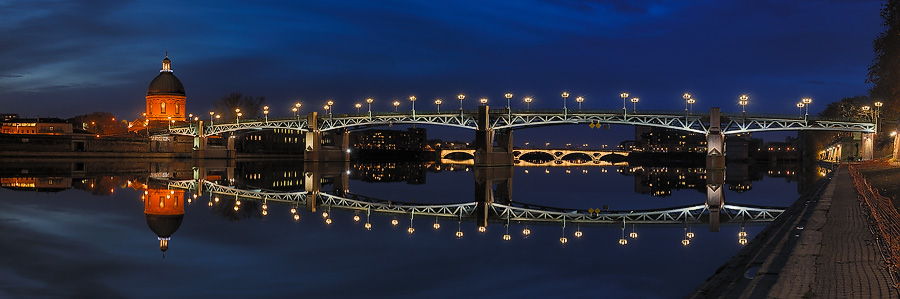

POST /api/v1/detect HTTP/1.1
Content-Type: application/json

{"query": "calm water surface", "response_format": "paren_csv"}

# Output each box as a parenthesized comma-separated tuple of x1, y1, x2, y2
(0, 159, 819, 298)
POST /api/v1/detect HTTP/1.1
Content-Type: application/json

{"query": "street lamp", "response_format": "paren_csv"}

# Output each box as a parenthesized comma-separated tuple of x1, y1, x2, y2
(235, 108, 241, 124)
(326, 100, 334, 118)
(435, 99, 443, 113)
(797, 102, 805, 117)
(630, 97, 639, 113)
(292, 107, 298, 121)
(561, 92, 569, 116)
(875, 101, 883, 133)
(263, 106, 269, 123)
(687, 98, 696, 116)
(575, 96, 584, 111)
(802, 98, 812, 119)
(458, 94, 466, 118)
(620, 92, 629, 115)
(393, 100, 400, 112)
(294, 102, 302, 116)
(209, 111, 215, 125)
(524, 97, 533, 111)
(409, 95, 416, 117)
(355, 103, 362, 114)
(505, 92, 513, 118)
(739, 94, 749, 115)
(479, 98, 488, 106)
(366, 98, 374, 118)
(683, 93, 692, 116)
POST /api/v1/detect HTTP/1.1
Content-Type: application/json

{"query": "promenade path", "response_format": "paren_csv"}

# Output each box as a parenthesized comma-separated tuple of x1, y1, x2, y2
(688, 167, 897, 298)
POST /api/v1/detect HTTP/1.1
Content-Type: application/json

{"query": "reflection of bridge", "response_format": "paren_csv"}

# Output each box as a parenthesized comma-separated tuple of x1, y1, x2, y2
(165, 179, 784, 225)
(440, 148, 629, 167)
(167, 107, 876, 164)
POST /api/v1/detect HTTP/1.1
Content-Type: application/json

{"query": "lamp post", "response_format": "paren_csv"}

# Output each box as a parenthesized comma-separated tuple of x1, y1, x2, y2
(409, 95, 416, 117)
(366, 98, 374, 118)
(687, 98, 695, 116)
(209, 111, 215, 125)
(797, 102, 805, 117)
(875, 101, 883, 134)
(575, 96, 584, 112)
(458, 94, 465, 118)
(561, 92, 569, 117)
(802, 98, 812, 120)
(435, 99, 443, 113)
(479, 98, 488, 106)
(294, 102, 302, 122)
(326, 100, 334, 118)
(393, 100, 400, 112)
(323, 105, 330, 118)
(235, 108, 241, 124)
(263, 106, 269, 123)
(739, 94, 749, 116)
(524, 97, 533, 111)
(630, 97, 639, 113)
(505, 92, 513, 119)
(355, 103, 362, 114)
(683, 93, 692, 117)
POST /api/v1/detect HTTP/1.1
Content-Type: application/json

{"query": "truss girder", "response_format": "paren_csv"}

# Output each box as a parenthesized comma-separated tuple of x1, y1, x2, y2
(722, 118, 874, 134)
(491, 113, 708, 134)
(317, 114, 476, 132)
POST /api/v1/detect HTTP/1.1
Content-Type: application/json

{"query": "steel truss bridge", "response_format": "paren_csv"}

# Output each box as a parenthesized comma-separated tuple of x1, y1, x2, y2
(168, 109, 874, 137)
(166, 179, 784, 225)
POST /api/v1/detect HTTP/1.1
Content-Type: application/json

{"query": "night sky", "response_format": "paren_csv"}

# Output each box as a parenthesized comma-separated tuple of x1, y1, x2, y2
(0, 1, 883, 121)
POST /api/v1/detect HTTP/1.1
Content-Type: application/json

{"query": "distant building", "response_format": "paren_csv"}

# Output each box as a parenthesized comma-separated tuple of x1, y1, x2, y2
(350, 128, 427, 151)
(1, 118, 73, 135)
(634, 126, 706, 153)
(234, 129, 305, 154)
(145, 53, 186, 124)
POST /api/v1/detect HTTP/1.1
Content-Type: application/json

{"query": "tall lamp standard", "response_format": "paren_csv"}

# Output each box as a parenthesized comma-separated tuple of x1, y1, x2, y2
(524, 97, 533, 111)
(355, 103, 362, 114)
(326, 100, 334, 118)
(263, 106, 269, 123)
(294, 102, 302, 121)
(479, 98, 488, 106)
(366, 98, 374, 118)
(620, 92, 629, 117)
(875, 101, 884, 134)
(687, 98, 695, 116)
(435, 99, 443, 113)
(802, 98, 812, 120)
(630, 97, 639, 113)
(796, 102, 805, 117)
(576, 96, 584, 112)
(683, 93, 692, 117)
(458, 94, 466, 118)
(393, 100, 400, 112)
(561, 92, 570, 117)
(235, 108, 241, 124)
(209, 111, 215, 125)
(505, 92, 513, 118)
(409, 95, 417, 117)
(739, 94, 749, 119)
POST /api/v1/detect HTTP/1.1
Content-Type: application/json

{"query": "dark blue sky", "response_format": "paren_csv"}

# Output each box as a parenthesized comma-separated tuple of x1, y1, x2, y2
(0, 0, 883, 121)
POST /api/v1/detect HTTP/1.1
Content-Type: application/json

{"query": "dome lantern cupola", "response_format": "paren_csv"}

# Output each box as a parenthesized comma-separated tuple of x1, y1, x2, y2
(161, 52, 172, 73)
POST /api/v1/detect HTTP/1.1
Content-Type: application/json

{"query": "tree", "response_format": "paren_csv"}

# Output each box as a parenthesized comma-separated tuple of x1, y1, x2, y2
(213, 93, 266, 121)
(868, 0, 900, 119)
(818, 95, 869, 120)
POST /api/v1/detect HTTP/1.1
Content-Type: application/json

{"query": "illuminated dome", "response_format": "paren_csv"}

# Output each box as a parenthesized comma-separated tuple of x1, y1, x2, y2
(146, 54, 185, 96)
(145, 214, 184, 239)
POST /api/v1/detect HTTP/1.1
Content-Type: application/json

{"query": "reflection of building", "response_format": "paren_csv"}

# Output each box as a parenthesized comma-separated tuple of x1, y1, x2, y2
(351, 163, 427, 184)
(1, 118, 73, 135)
(143, 187, 185, 256)
(0, 177, 72, 192)
(632, 167, 706, 197)
(145, 54, 186, 124)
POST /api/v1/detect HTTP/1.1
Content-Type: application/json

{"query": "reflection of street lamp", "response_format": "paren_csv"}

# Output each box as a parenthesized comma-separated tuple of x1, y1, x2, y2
(393, 100, 400, 112)
(575, 96, 584, 111)
(435, 99, 443, 113)
(630, 97, 639, 113)
(524, 97, 533, 111)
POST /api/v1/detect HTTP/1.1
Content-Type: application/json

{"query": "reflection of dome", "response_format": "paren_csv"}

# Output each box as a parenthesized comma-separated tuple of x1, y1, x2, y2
(146, 214, 184, 238)
(147, 72, 185, 96)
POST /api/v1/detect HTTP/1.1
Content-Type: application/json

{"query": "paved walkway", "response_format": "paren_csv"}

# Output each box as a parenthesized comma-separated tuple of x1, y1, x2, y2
(689, 168, 896, 298)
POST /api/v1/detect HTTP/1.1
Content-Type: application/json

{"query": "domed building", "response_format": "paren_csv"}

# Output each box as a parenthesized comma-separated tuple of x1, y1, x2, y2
(145, 53, 186, 123)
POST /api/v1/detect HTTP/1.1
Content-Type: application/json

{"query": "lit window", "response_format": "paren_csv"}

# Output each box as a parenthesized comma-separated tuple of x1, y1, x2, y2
(161, 102, 167, 114)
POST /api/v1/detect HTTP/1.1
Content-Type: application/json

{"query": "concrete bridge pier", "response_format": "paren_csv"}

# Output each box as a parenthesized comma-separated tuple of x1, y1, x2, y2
(473, 166, 514, 228)
(303, 162, 351, 212)
(706, 107, 725, 232)
(862, 132, 874, 160)
(474, 105, 514, 166)
(304, 112, 350, 162)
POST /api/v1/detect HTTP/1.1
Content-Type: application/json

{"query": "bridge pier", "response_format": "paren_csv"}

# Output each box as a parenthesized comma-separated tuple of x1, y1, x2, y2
(304, 112, 350, 162)
(706, 107, 725, 232)
(862, 132, 874, 160)
(474, 105, 514, 166)
(474, 166, 514, 228)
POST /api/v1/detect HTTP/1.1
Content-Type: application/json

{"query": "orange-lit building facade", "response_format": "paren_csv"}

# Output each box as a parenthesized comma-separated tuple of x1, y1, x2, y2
(145, 54, 186, 123)
(1, 119, 73, 135)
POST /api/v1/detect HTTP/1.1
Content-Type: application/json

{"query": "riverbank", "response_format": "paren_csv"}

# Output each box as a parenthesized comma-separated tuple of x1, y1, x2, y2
(688, 164, 898, 298)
